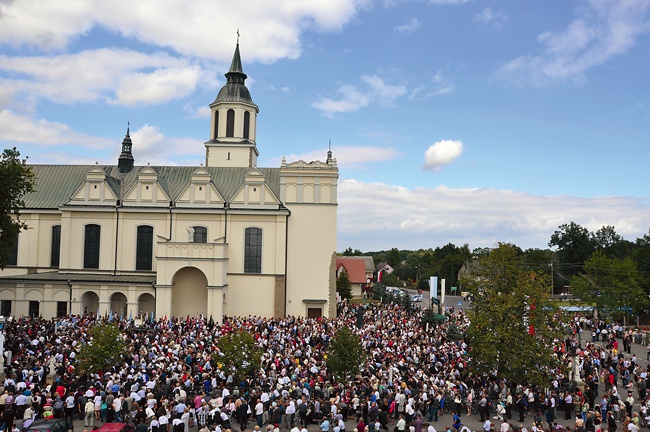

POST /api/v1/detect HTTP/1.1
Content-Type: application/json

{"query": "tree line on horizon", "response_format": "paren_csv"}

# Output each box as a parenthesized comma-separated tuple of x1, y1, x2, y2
(341, 222, 650, 315)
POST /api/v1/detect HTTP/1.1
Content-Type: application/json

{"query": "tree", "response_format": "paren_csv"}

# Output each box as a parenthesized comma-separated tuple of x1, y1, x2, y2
(461, 243, 562, 386)
(327, 326, 365, 381)
(0, 148, 35, 269)
(549, 222, 596, 277)
(77, 322, 129, 374)
(386, 248, 402, 267)
(342, 247, 362, 256)
(214, 329, 263, 383)
(571, 251, 647, 320)
(336, 268, 353, 300)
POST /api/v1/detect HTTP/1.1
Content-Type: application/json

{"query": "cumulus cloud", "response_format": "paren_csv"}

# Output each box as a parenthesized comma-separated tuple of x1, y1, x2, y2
(130, 125, 204, 165)
(337, 179, 650, 251)
(395, 18, 422, 34)
(475, 7, 509, 29)
(312, 75, 407, 116)
(0, 0, 370, 63)
(494, 0, 650, 86)
(0, 49, 209, 106)
(423, 139, 463, 171)
(265, 145, 400, 168)
(0, 109, 112, 148)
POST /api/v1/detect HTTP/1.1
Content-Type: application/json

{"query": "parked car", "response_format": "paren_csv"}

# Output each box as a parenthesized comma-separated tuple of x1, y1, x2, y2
(25, 419, 73, 432)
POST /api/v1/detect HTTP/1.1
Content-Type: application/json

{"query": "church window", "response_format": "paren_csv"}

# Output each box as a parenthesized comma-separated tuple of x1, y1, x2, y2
(243, 111, 250, 139)
(227, 152, 231, 160)
(244, 227, 262, 273)
(83, 224, 101, 269)
(193, 226, 207, 243)
(214, 110, 219, 138)
(226, 109, 235, 137)
(51, 225, 61, 267)
(136, 225, 154, 271)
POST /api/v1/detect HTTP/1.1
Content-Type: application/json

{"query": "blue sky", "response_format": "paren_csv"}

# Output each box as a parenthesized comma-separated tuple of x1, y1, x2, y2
(1, 0, 650, 252)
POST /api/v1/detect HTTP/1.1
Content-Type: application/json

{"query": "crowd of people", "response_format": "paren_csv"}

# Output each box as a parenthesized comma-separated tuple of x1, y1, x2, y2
(0, 301, 648, 432)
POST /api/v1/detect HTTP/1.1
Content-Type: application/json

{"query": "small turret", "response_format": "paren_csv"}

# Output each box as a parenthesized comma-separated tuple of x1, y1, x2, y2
(118, 124, 134, 173)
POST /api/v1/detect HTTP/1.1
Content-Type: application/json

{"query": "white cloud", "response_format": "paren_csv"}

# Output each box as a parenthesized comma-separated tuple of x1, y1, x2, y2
(0, 109, 112, 148)
(423, 139, 463, 171)
(395, 18, 422, 34)
(0, 0, 370, 63)
(312, 75, 407, 115)
(130, 125, 204, 164)
(494, 0, 650, 86)
(0, 49, 210, 106)
(475, 7, 509, 29)
(337, 179, 650, 251)
(265, 145, 400, 168)
(112, 66, 203, 106)
(409, 71, 454, 99)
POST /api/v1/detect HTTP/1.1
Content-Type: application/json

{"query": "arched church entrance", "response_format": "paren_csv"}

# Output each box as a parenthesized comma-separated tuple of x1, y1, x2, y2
(138, 293, 155, 318)
(172, 267, 208, 318)
(81, 291, 99, 315)
(110, 292, 128, 319)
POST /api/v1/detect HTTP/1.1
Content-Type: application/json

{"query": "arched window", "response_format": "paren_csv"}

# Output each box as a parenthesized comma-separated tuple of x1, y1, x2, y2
(136, 225, 154, 270)
(213, 110, 219, 138)
(244, 227, 262, 273)
(193, 226, 207, 243)
(51, 225, 61, 267)
(84, 224, 101, 269)
(243, 111, 250, 139)
(226, 109, 235, 137)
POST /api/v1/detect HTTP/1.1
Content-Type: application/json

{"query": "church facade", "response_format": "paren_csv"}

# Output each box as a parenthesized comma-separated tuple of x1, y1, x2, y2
(0, 45, 338, 321)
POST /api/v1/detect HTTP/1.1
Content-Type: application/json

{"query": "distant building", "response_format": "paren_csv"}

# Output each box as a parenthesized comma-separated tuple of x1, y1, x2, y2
(336, 258, 368, 298)
(0, 44, 338, 321)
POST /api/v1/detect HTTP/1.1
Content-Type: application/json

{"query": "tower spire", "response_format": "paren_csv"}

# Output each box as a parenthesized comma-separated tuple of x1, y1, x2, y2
(327, 139, 333, 164)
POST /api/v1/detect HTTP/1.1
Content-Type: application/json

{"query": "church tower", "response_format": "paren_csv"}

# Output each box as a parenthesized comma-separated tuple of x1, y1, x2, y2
(205, 43, 260, 168)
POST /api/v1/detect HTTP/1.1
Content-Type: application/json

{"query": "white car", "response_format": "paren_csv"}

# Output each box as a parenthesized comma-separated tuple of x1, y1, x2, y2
(410, 293, 423, 302)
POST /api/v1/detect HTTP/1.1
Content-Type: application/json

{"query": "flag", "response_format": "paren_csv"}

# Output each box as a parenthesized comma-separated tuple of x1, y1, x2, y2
(378, 269, 383, 282)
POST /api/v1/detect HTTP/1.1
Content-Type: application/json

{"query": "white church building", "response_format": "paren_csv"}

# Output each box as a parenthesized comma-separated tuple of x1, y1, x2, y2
(0, 44, 338, 321)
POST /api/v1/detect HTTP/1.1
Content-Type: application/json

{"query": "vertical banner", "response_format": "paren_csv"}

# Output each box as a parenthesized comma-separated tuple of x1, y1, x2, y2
(441, 279, 446, 305)
(430, 276, 438, 300)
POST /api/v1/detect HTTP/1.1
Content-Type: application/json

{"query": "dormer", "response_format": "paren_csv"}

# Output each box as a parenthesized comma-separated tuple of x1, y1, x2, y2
(67, 166, 118, 205)
(123, 167, 171, 206)
(176, 168, 225, 208)
(230, 168, 279, 209)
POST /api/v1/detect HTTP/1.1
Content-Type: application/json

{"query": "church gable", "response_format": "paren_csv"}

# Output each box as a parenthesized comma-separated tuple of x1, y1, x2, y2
(176, 168, 224, 207)
(230, 169, 279, 207)
(67, 166, 118, 204)
(123, 167, 171, 206)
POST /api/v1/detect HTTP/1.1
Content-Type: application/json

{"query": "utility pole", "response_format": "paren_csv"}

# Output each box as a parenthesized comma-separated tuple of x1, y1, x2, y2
(549, 261, 554, 299)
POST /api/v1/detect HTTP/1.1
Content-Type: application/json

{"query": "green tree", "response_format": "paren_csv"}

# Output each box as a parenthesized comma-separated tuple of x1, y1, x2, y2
(386, 248, 402, 267)
(327, 326, 365, 381)
(342, 247, 362, 256)
(0, 148, 36, 269)
(549, 222, 596, 277)
(77, 322, 129, 374)
(214, 329, 263, 382)
(461, 243, 562, 386)
(571, 251, 647, 320)
(336, 268, 353, 300)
